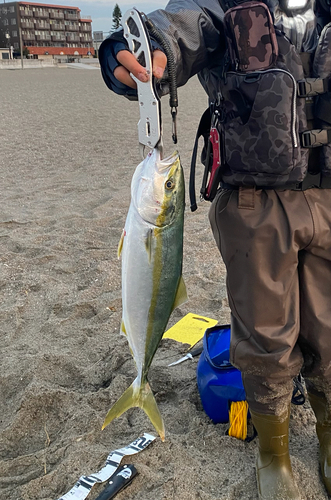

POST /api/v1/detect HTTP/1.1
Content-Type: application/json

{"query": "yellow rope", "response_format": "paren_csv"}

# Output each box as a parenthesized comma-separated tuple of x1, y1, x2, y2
(228, 401, 249, 441)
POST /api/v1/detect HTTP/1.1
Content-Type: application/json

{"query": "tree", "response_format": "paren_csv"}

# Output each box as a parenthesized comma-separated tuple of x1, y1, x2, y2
(112, 4, 122, 31)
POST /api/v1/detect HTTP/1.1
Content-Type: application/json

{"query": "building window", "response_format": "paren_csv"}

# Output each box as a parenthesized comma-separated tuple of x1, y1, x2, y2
(11, 18, 16, 25)
(9, 6, 15, 13)
(14, 42, 19, 48)
(12, 31, 18, 37)
(3, 18, 9, 25)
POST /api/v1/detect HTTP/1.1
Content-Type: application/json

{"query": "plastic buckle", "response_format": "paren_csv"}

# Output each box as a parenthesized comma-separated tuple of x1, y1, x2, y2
(301, 171, 321, 190)
(297, 78, 325, 97)
(301, 129, 329, 148)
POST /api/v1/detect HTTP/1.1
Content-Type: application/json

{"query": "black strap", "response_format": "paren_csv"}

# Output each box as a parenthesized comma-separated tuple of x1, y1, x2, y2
(291, 374, 306, 406)
(189, 107, 211, 212)
(305, 99, 315, 122)
(294, 171, 331, 189)
(221, 182, 304, 190)
(222, 172, 331, 191)
(245, 426, 258, 442)
(315, 93, 331, 125)
(299, 52, 313, 77)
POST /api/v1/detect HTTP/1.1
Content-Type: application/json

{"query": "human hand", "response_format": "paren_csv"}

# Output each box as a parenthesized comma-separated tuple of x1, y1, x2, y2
(114, 49, 167, 89)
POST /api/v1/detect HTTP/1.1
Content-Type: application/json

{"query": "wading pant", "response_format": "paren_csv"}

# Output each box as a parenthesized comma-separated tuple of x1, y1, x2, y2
(209, 187, 331, 415)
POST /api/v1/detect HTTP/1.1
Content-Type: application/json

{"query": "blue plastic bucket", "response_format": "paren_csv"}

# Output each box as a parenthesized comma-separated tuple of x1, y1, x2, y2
(197, 324, 246, 424)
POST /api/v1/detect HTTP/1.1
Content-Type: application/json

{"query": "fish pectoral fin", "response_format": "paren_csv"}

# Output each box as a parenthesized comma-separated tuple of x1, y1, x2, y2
(120, 319, 127, 336)
(144, 229, 153, 263)
(117, 229, 125, 259)
(102, 378, 165, 442)
(172, 276, 188, 311)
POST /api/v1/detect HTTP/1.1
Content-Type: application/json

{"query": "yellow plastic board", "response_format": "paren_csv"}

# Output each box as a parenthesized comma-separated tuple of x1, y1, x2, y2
(163, 313, 218, 348)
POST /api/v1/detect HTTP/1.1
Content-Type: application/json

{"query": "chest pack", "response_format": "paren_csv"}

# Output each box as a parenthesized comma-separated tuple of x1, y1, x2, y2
(189, 0, 331, 211)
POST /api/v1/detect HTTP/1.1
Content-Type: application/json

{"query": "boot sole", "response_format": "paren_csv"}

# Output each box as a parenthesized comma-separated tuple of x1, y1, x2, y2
(255, 466, 302, 500)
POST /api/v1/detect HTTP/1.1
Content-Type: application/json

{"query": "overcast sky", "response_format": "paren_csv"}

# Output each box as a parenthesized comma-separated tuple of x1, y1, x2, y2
(27, 1, 168, 32)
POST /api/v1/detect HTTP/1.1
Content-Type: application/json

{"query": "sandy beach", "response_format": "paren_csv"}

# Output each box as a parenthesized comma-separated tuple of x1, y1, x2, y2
(0, 66, 327, 500)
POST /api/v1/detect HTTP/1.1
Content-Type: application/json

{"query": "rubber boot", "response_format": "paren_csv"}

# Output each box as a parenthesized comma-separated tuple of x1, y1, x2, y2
(250, 408, 301, 500)
(308, 391, 331, 495)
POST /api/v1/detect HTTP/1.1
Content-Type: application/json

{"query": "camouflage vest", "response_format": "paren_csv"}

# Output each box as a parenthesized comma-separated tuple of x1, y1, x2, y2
(204, 0, 331, 190)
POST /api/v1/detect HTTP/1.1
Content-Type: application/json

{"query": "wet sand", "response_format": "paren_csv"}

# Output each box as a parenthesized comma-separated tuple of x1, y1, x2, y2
(0, 67, 326, 500)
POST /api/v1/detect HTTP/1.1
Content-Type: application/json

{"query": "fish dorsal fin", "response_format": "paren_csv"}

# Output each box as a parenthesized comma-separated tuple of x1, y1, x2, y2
(145, 229, 153, 263)
(118, 229, 125, 259)
(172, 276, 188, 311)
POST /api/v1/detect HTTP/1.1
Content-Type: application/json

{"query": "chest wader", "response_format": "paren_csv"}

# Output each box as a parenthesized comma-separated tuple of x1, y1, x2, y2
(192, 1, 331, 499)
(307, 389, 331, 496)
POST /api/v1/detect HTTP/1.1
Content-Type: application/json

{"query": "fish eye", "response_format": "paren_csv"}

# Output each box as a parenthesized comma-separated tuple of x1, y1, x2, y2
(165, 179, 175, 190)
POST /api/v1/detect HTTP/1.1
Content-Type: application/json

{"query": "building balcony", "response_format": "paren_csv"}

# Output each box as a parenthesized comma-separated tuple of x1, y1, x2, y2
(34, 11, 49, 19)
(66, 35, 80, 42)
(51, 35, 66, 42)
(66, 24, 79, 31)
(22, 34, 36, 41)
(21, 20, 34, 29)
(79, 25, 91, 33)
(20, 9, 33, 17)
(51, 23, 65, 31)
(65, 13, 79, 21)
(36, 33, 52, 41)
(49, 11, 64, 20)
(80, 37, 92, 44)
(35, 22, 50, 30)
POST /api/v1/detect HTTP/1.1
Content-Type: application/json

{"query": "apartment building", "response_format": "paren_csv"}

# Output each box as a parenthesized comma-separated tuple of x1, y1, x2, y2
(0, 1, 94, 58)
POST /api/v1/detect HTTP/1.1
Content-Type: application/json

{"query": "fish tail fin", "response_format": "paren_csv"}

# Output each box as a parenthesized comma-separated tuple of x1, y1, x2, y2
(102, 382, 137, 431)
(140, 381, 165, 442)
(102, 378, 165, 442)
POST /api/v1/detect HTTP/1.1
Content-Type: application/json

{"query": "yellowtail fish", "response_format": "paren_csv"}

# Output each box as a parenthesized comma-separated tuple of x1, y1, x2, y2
(102, 148, 187, 441)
